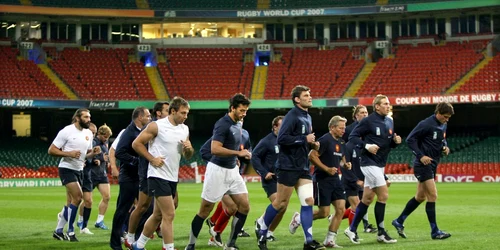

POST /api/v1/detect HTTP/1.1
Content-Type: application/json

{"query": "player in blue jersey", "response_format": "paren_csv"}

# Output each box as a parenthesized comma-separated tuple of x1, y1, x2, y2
(344, 95, 401, 245)
(392, 102, 453, 240)
(257, 85, 325, 250)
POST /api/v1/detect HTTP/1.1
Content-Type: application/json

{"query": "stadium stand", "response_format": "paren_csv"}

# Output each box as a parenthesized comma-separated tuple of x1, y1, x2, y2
(47, 48, 155, 100)
(265, 47, 364, 99)
(356, 42, 484, 97)
(0, 46, 67, 99)
(156, 48, 253, 100)
(455, 53, 500, 93)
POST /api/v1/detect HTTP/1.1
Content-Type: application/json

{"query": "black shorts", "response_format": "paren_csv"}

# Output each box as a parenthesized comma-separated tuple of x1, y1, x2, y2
(414, 165, 437, 182)
(148, 177, 178, 197)
(343, 180, 361, 197)
(139, 176, 148, 194)
(262, 179, 277, 198)
(276, 169, 312, 187)
(59, 167, 83, 187)
(81, 168, 92, 192)
(314, 178, 345, 207)
(91, 174, 109, 189)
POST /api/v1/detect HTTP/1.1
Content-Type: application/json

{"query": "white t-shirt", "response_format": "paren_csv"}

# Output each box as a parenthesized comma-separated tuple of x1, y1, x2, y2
(147, 118, 189, 182)
(111, 129, 126, 150)
(52, 124, 93, 171)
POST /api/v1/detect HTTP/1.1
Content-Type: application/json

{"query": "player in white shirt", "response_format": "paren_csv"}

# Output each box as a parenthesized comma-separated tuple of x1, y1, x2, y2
(131, 97, 193, 250)
(49, 108, 101, 242)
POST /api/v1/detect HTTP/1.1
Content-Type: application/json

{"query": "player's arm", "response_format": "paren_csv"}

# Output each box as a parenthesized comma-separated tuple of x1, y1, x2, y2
(309, 149, 335, 175)
(108, 147, 119, 178)
(200, 138, 213, 162)
(132, 122, 163, 167)
(277, 116, 307, 146)
(116, 129, 140, 166)
(442, 125, 450, 155)
(406, 121, 428, 161)
(181, 135, 194, 160)
(251, 140, 269, 179)
(211, 140, 248, 158)
(48, 129, 80, 158)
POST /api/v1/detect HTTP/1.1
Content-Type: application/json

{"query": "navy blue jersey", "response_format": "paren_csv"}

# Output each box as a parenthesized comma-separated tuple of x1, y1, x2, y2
(276, 106, 313, 171)
(115, 121, 141, 183)
(239, 128, 252, 172)
(344, 121, 363, 181)
(251, 132, 278, 179)
(88, 137, 109, 177)
(342, 121, 358, 143)
(210, 114, 242, 169)
(349, 112, 397, 168)
(407, 115, 447, 168)
(314, 133, 346, 181)
(200, 137, 212, 162)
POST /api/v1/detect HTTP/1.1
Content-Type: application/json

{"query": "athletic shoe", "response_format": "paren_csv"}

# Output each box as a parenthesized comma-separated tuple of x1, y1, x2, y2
(223, 245, 239, 250)
(257, 234, 268, 250)
(343, 228, 360, 244)
(52, 230, 68, 241)
(303, 240, 326, 250)
(131, 242, 145, 250)
(124, 238, 133, 250)
(95, 221, 109, 230)
(209, 225, 217, 237)
(363, 224, 378, 234)
(254, 219, 261, 240)
(67, 232, 79, 242)
(431, 230, 451, 240)
(377, 230, 397, 244)
(289, 212, 301, 234)
(267, 234, 277, 242)
(80, 228, 94, 235)
(323, 239, 342, 248)
(238, 229, 250, 237)
(185, 244, 195, 250)
(77, 221, 83, 230)
(206, 218, 215, 228)
(391, 219, 407, 238)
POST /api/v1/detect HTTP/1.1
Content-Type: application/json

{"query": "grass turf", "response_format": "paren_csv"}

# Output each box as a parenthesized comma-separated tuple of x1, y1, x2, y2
(0, 182, 499, 250)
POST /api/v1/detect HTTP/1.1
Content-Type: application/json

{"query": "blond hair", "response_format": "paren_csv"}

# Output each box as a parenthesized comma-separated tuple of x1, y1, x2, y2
(98, 124, 112, 136)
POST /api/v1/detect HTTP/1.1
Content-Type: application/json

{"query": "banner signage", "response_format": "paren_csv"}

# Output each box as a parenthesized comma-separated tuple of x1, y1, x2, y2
(438, 175, 500, 183)
(88, 101, 119, 109)
(358, 93, 500, 106)
(386, 174, 418, 183)
(256, 44, 271, 52)
(0, 99, 90, 108)
(0, 178, 62, 188)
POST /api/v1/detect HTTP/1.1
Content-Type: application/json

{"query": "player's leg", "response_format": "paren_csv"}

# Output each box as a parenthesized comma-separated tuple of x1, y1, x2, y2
(324, 199, 345, 248)
(53, 188, 71, 241)
(224, 166, 250, 248)
(125, 188, 152, 246)
(208, 195, 236, 247)
(186, 162, 225, 249)
(255, 179, 283, 241)
(422, 176, 451, 239)
(371, 167, 396, 244)
(65, 181, 83, 241)
(295, 176, 324, 249)
(110, 181, 138, 250)
(95, 182, 111, 229)
(80, 190, 93, 234)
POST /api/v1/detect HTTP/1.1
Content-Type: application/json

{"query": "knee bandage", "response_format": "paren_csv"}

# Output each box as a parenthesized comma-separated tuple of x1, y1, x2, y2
(297, 183, 314, 206)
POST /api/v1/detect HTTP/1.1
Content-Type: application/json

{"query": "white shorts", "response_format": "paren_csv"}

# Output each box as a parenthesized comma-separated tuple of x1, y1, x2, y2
(360, 165, 386, 189)
(201, 162, 248, 203)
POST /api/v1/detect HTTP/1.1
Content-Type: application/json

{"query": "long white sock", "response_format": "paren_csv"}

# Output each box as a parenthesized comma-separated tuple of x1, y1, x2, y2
(163, 243, 175, 250)
(136, 233, 150, 249)
(96, 214, 104, 223)
(78, 215, 83, 223)
(55, 208, 67, 231)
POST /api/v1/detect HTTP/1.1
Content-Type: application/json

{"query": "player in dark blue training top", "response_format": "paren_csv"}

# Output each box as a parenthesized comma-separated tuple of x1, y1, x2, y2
(257, 85, 325, 250)
(308, 116, 351, 248)
(392, 102, 454, 240)
(344, 94, 401, 245)
(341, 105, 377, 233)
(186, 93, 251, 250)
(254, 115, 284, 242)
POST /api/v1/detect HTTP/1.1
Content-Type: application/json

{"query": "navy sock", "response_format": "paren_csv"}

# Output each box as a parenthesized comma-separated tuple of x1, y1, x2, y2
(375, 202, 386, 235)
(63, 205, 68, 221)
(82, 206, 91, 229)
(397, 197, 421, 223)
(300, 205, 313, 243)
(188, 214, 205, 245)
(426, 202, 438, 233)
(68, 204, 78, 233)
(259, 204, 279, 237)
(228, 211, 247, 247)
(350, 201, 368, 232)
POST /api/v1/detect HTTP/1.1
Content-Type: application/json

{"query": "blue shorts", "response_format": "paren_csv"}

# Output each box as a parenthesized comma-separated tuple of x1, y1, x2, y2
(314, 178, 345, 207)
(262, 178, 277, 198)
(276, 169, 311, 187)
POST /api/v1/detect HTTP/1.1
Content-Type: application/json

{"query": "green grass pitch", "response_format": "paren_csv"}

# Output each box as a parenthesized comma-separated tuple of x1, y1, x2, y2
(0, 182, 499, 250)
